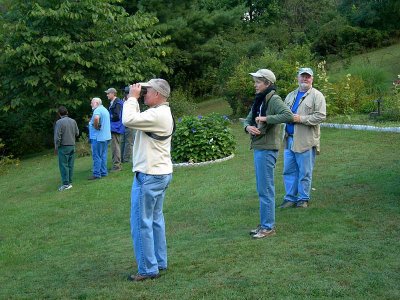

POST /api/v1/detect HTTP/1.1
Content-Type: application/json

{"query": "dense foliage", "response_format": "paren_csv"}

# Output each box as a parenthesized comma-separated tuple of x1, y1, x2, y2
(0, 0, 169, 155)
(0, 0, 399, 156)
(0, 138, 19, 174)
(171, 113, 235, 163)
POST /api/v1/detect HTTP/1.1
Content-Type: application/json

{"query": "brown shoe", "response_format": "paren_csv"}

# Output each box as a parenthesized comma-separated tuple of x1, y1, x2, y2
(127, 273, 160, 282)
(252, 228, 276, 239)
(296, 201, 308, 208)
(279, 201, 296, 208)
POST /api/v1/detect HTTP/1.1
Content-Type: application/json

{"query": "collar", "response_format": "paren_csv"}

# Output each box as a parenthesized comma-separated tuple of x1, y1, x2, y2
(152, 102, 169, 108)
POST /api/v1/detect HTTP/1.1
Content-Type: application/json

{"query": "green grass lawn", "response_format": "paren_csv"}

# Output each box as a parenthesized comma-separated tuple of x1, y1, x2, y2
(194, 97, 232, 116)
(1, 119, 399, 298)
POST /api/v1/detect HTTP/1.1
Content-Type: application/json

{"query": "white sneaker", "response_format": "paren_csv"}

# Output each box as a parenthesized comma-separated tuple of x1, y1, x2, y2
(58, 184, 72, 191)
(249, 224, 261, 235)
(252, 228, 276, 239)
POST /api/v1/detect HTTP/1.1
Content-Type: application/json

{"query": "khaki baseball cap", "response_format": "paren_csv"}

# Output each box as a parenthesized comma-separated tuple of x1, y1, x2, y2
(139, 79, 171, 98)
(249, 69, 276, 84)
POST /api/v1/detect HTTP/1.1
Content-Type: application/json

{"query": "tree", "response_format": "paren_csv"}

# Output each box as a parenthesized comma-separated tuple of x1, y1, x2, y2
(0, 0, 169, 112)
(339, 0, 400, 31)
(119, 0, 244, 97)
(0, 0, 170, 155)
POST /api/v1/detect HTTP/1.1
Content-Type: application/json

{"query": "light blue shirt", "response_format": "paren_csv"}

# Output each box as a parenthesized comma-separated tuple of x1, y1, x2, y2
(89, 105, 111, 141)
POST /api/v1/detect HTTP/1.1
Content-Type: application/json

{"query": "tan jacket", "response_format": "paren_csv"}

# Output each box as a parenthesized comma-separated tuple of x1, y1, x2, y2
(122, 97, 173, 175)
(284, 87, 326, 153)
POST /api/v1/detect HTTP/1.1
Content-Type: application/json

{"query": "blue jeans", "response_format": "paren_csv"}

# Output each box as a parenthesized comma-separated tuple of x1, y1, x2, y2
(130, 172, 172, 276)
(283, 136, 316, 202)
(254, 149, 278, 230)
(90, 139, 109, 178)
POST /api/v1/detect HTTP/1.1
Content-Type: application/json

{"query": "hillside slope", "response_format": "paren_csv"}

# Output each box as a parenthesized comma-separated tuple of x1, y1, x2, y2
(328, 42, 400, 81)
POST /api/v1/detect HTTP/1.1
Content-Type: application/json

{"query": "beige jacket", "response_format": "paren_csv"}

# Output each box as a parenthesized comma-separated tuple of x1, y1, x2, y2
(122, 97, 173, 175)
(284, 87, 326, 153)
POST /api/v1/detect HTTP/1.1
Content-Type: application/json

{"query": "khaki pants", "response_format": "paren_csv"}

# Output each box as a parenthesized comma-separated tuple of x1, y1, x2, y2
(111, 132, 122, 169)
(121, 127, 135, 162)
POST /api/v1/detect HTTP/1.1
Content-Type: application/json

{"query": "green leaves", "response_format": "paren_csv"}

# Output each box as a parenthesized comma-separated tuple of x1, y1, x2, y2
(171, 113, 235, 163)
(0, 0, 170, 112)
(0, 0, 171, 156)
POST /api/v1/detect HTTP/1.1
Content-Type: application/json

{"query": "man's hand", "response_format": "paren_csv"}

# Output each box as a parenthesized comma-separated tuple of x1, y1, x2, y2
(54, 148, 58, 155)
(293, 114, 302, 123)
(246, 125, 261, 135)
(128, 83, 142, 99)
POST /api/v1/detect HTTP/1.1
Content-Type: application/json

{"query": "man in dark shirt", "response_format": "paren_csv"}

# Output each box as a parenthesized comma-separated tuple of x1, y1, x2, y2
(54, 106, 79, 191)
(105, 87, 125, 171)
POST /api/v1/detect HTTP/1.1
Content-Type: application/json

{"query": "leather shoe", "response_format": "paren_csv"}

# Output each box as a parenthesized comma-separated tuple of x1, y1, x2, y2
(87, 176, 101, 180)
(127, 273, 160, 282)
(279, 200, 296, 208)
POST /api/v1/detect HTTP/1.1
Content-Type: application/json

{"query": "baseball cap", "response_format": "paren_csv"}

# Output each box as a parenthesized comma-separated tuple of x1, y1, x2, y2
(249, 69, 276, 84)
(105, 87, 117, 94)
(298, 67, 314, 76)
(139, 79, 171, 98)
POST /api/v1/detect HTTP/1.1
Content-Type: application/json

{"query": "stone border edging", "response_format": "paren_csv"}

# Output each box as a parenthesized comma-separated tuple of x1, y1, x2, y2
(173, 154, 235, 168)
(321, 123, 400, 133)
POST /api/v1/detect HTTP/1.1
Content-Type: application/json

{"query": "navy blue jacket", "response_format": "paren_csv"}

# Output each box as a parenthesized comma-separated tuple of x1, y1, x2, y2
(109, 98, 125, 134)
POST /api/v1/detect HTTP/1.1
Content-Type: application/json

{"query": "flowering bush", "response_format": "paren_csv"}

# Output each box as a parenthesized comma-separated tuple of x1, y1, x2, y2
(379, 75, 400, 121)
(316, 62, 382, 116)
(171, 113, 235, 163)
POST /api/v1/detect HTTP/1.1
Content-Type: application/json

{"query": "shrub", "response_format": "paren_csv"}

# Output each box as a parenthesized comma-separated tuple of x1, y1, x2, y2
(0, 108, 53, 157)
(171, 113, 235, 163)
(225, 57, 255, 117)
(346, 65, 390, 96)
(320, 72, 369, 116)
(312, 17, 390, 57)
(169, 88, 197, 118)
(319, 63, 391, 116)
(379, 77, 400, 121)
(75, 133, 91, 158)
(0, 138, 19, 174)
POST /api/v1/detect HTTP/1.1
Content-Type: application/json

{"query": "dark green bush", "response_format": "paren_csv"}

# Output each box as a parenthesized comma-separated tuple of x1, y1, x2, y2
(171, 113, 235, 163)
(0, 138, 19, 174)
(312, 17, 391, 57)
(0, 108, 53, 157)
